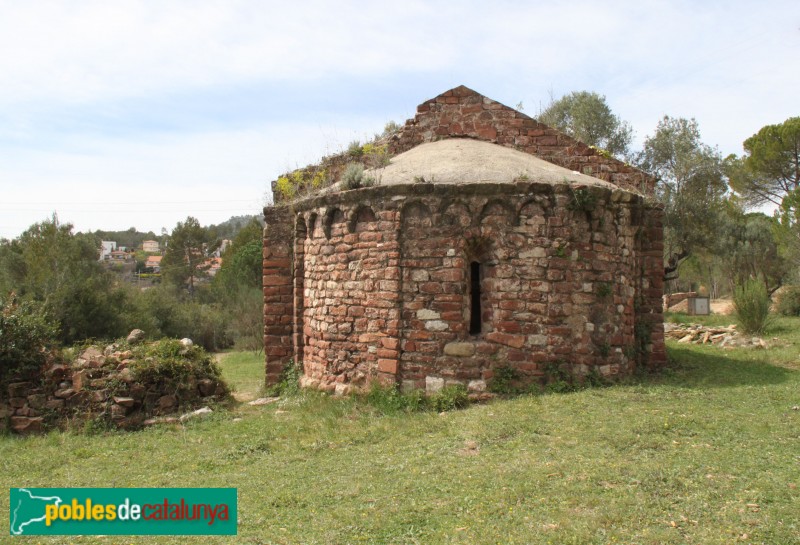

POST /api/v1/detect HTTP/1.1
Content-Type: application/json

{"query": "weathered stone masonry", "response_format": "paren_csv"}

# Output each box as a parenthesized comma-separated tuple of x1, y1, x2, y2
(388, 85, 653, 195)
(263, 87, 666, 392)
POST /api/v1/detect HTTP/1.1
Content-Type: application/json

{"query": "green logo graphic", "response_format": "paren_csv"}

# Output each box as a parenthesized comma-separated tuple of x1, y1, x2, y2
(9, 488, 237, 535)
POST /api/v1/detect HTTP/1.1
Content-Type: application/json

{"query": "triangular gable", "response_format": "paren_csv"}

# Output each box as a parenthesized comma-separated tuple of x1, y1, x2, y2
(388, 85, 654, 194)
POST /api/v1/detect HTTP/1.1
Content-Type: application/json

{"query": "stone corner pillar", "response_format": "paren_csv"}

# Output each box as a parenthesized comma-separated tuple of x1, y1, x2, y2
(635, 205, 666, 370)
(263, 205, 294, 386)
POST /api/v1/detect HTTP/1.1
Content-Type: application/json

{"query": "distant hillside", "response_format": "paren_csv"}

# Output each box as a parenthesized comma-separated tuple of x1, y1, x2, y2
(92, 215, 263, 248)
(93, 228, 159, 249)
(207, 215, 264, 240)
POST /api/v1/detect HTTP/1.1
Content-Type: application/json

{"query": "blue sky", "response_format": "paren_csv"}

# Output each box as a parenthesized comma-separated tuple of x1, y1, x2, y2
(1, 0, 798, 239)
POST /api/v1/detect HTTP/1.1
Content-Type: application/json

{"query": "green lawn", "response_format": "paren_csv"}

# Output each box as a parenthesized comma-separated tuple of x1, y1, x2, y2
(1, 319, 799, 544)
(216, 351, 266, 401)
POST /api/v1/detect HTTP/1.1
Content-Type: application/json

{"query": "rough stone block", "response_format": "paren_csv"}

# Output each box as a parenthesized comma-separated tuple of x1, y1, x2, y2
(158, 395, 177, 410)
(44, 398, 64, 410)
(7, 382, 31, 398)
(11, 416, 44, 434)
(425, 376, 445, 393)
(416, 309, 441, 320)
(424, 320, 449, 332)
(443, 342, 476, 357)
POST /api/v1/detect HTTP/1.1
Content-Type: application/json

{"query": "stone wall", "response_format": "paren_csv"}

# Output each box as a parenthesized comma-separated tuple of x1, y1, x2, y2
(264, 181, 665, 392)
(262, 206, 294, 386)
(389, 86, 654, 195)
(270, 86, 657, 205)
(2, 343, 228, 434)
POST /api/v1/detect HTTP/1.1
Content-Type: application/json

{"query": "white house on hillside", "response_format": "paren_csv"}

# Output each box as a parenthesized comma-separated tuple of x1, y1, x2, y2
(142, 240, 160, 253)
(99, 241, 116, 260)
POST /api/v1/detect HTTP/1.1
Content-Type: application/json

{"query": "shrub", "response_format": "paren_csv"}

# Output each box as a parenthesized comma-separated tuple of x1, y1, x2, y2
(776, 286, 800, 316)
(733, 278, 772, 334)
(488, 365, 521, 394)
(362, 385, 431, 414)
(430, 384, 469, 412)
(275, 176, 296, 200)
(0, 296, 58, 385)
(347, 140, 363, 159)
(341, 163, 376, 190)
(267, 359, 301, 397)
(568, 188, 597, 212)
(129, 339, 227, 397)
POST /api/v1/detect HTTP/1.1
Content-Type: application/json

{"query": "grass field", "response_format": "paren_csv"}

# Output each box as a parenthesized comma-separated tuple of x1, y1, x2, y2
(1, 319, 799, 544)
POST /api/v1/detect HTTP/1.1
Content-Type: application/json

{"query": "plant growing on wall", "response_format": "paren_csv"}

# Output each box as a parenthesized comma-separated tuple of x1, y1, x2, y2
(341, 163, 376, 190)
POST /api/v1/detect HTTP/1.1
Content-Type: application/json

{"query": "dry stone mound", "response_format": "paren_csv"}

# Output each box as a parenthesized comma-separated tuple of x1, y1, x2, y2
(1, 334, 229, 434)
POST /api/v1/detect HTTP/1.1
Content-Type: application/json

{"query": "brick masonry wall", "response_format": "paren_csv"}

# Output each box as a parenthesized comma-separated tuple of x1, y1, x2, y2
(263, 206, 294, 386)
(270, 86, 657, 205)
(264, 181, 666, 391)
(296, 205, 402, 395)
(389, 85, 655, 195)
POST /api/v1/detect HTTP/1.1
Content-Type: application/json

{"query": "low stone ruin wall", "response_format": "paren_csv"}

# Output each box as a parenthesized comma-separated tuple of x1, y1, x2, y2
(1, 340, 228, 435)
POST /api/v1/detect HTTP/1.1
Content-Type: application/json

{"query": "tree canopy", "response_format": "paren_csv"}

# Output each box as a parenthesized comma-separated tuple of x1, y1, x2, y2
(161, 216, 218, 295)
(537, 91, 633, 158)
(635, 116, 728, 279)
(729, 117, 800, 208)
(0, 215, 127, 343)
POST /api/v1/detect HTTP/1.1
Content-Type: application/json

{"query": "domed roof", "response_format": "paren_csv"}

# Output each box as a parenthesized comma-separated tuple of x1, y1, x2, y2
(366, 138, 619, 189)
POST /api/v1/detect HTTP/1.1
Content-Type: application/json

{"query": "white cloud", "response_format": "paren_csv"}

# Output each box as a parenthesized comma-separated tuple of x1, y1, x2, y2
(0, 114, 389, 237)
(0, 0, 798, 237)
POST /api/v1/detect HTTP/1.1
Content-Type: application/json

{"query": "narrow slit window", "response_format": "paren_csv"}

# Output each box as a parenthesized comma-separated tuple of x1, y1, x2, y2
(470, 261, 482, 335)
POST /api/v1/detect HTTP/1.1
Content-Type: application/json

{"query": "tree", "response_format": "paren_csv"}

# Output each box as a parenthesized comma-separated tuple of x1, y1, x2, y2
(537, 91, 633, 158)
(0, 215, 128, 343)
(636, 116, 728, 280)
(213, 219, 263, 353)
(714, 206, 787, 292)
(162, 216, 217, 295)
(214, 219, 263, 295)
(729, 117, 800, 208)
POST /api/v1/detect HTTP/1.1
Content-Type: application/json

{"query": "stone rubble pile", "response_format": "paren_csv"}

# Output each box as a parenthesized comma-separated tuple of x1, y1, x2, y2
(664, 322, 768, 349)
(2, 332, 228, 434)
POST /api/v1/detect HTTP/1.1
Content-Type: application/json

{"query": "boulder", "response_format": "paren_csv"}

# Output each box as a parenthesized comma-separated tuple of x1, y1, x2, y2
(158, 395, 177, 410)
(80, 346, 104, 362)
(26, 394, 47, 409)
(11, 416, 44, 434)
(126, 329, 145, 344)
(113, 396, 135, 408)
(118, 368, 134, 383)
(71, 370, 89, 391)
(46, 365, 69, 381)
(197, 379, 216, 397)
(44, 399, 64, 410)
(7, 382, 31, 398)
(54, 388, 75, 399)
(179, 406, 212, 422)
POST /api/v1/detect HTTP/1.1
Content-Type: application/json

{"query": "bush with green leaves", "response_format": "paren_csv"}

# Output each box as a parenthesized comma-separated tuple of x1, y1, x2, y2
(0, 296, 59, 385)
(733, 278, 772, 334)
(776, 286, 800, 316)
(362, 383, 469, 413)
(128, 339, 227, 397)
(267, 359, 301, 397)
(341, 163, 376, 190)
